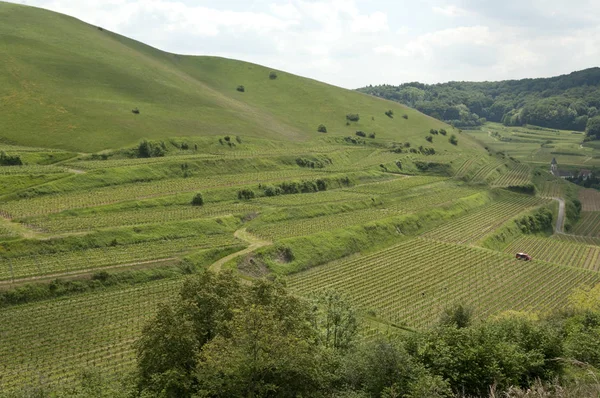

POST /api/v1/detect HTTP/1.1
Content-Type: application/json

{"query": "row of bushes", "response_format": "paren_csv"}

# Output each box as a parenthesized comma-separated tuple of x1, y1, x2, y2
(514, 206, 553, 233)
(237, 176, 352, 200)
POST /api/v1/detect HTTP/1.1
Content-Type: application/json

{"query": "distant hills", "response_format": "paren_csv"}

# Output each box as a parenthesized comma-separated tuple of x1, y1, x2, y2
(0, 1, 448, 152)
(358, 68, 600, 132)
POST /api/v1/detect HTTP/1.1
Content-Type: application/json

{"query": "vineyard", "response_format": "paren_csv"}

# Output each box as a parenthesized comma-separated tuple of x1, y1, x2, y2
(287, 238, 600, 329)
(579, 189, 600, 211)
(491, 164, 531, 187)
(422, 195, 549, 244)
(0, 280, 182, 390)
(571, 212, 600, 237)
(504, 236, 600, 271)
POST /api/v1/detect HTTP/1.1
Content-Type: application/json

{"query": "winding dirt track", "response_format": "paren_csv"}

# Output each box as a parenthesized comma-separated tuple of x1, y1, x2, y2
(209, 229, 272, 273)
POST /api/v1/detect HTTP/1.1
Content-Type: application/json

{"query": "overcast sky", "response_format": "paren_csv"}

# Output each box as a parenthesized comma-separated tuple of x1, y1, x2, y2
(8, 0, 600, 88)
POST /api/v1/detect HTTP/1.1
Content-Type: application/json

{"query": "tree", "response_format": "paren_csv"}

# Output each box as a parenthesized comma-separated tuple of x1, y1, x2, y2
(346, 113, 360, 122)
(586, 116, 600, 138)
(269, 71, 278, 80)
(312, 290, 358, 351)
(236, 85, 245, 92)
(449, 134, 458, 145)
(439, 303, 472, 328)
(317, 124, 328, 133)
(191, 193, 203, 206)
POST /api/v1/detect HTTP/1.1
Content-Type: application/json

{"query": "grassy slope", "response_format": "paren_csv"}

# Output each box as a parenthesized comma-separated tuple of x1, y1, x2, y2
(0, 2, 466, 153)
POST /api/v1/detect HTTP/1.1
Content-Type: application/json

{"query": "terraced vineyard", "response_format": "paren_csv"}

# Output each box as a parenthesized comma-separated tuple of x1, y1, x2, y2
(537, 179, 565, 198)
(0, 234, 238, 281)
(553, 234, 600, 246)
(288, 238, 600, 329)
(346, 175, 446, 194)
(0, 170, 324, 218)
(579, 189, 600, 211)
(0, 280, 182, 390)
(504, 236, 600, 271)
(491, 164, 531, 187)
(22, 203, 259, 233)
(571, 212, 600, 237)
(422, 195, 549, 244)
(250, 208, 394, 241)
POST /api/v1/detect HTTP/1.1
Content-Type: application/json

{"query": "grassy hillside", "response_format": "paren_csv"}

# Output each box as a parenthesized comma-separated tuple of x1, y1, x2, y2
(0, 1, 458, 152)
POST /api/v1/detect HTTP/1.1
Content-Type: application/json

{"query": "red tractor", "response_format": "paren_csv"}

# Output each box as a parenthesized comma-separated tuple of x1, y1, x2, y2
(516, 252, 532, 261)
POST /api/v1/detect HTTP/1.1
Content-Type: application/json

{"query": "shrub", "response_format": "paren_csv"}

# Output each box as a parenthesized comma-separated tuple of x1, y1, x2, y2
(317, 124, 328, 133)
(219, 138, 224, 145)
(355, 130, 366, 137)
(191, 193, 204, 206)
(385, 110, 394, 118)
(404, 142, 411, 148)
(344, 136, 365, 145)
(132, 108, 140, 114)
(236, 85, 245, 92)
(0, 152, 23, 166)
(269, 71, 278, 80)
(368, 133, 376, 139)
(449, 134, 458, 145)
(402, 114, 408, 119)
(237, 189, 255, 200)
(425, 136, 433, 143)
(346, 114, 360, 122)
(224, 136, 231, 142)
(439, 128, 447, 136)
(236, 136, 242, 144)
(429, 129, 438, 135)
(137, 140, 165, 158)
(97, 27, 104, 31)
(395, 161, 402, 169)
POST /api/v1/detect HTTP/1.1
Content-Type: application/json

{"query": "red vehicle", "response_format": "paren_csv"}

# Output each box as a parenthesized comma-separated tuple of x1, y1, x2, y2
(516, 252, 532, 261)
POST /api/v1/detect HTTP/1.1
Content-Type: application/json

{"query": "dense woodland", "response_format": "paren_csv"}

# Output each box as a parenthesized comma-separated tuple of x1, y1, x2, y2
(358, 68, 600, 136)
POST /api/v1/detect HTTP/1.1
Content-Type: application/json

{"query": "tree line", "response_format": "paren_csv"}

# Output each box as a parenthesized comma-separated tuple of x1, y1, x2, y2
(357, 67, 600, 136)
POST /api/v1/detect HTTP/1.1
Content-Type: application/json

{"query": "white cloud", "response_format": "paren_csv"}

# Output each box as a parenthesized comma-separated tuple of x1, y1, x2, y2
(8, 0, 600, 87)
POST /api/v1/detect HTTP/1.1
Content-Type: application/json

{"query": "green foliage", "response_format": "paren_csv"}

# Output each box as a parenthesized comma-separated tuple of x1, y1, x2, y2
(385, 110, 394, 118)
(358, 68, 600, 131)
(438, 303, 473, 328)
(236, 85, 245, 92)
(368, 132, 376, 139)
(0, 152, 23, 166)
(355, 130, 366, 137)
(237, 189, 255, 200)
(268, 71, 278, 80)
(346, 113, 360, 122)
(449, 134, 458, 145)
(295, 157, 325, 169)
(137, 140, 166, 158)
(506, 184, 536, 195)
(439, 128, 447, 136)
(191, 192, 204, 206)
(311, 290, 358, 350)
(317, 124, 328, 133)
(430, 129, 439, 135)
(586, 116, 600, 138)
(425, 135, 433, 143)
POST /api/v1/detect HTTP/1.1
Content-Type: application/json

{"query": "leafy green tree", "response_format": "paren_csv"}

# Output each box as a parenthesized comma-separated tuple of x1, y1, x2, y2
(317, 124, 328, 133)
(449, 134, 458, 145)
(586, 116, 600, 138)
(191, 193, 203, 206)
(439, 303, 472, 328)
(312, 290, 358, 351)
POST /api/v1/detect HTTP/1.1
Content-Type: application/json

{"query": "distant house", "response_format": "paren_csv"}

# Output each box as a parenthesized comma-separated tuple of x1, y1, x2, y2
(550, 158, 574, 179)
(579, 169, 593, 180)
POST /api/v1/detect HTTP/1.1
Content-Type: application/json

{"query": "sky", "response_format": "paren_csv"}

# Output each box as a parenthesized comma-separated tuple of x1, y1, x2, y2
(8, 0, 600, 88)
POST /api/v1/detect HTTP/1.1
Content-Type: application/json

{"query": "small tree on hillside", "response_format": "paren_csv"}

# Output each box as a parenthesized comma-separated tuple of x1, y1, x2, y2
(236, 85, 245, 92)
(317, 124, 328, 133)
(269, 71, 278, 80)
(191, 193, 204, 206)
(449, 134, 458, 145)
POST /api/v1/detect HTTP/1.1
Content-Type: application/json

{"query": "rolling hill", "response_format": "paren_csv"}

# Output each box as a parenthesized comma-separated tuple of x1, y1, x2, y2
(0, 1, 453, 152)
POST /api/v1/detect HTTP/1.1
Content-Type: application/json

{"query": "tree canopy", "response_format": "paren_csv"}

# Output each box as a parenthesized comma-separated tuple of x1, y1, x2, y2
(358, 68, 600, 134)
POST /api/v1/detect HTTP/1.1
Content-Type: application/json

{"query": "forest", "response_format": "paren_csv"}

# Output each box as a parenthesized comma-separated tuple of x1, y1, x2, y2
(358, 68, 600, 136)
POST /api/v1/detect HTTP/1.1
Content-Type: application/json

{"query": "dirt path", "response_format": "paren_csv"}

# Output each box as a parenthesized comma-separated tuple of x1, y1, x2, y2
(554, 197, 565, 234)
(209, 229, 271, 273)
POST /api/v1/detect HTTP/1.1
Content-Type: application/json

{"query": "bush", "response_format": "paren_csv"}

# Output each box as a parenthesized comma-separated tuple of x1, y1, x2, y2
(236, 85, 245, 92)
(191, 193, 204, 206)
(344, 136, 365, 145)
(439, 128, 447, 136)
(236, 136, 242, 144)
(132, 108, 140, 114)
(237, 189, 255, 200)
(385, 110, 394, 118)
(404, 142, 411, 148)
(368, 133, 376, 139)
(0, 151, 23, 166)
(430, 129, 439, 135)
(449, 134, 458, 145)
(402, 114, 408, 119)
(425, 136, 433, 143)
(137, 140, 165, 158)
(346, 114, 360, 122)
(317, 124, 328, 133)
(269, 71, 278, 80)
(355, 130, 366, 137)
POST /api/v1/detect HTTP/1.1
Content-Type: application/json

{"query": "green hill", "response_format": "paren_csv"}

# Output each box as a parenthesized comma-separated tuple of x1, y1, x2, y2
(0, 1, 454, 152)
(358, 68, 600, 132)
